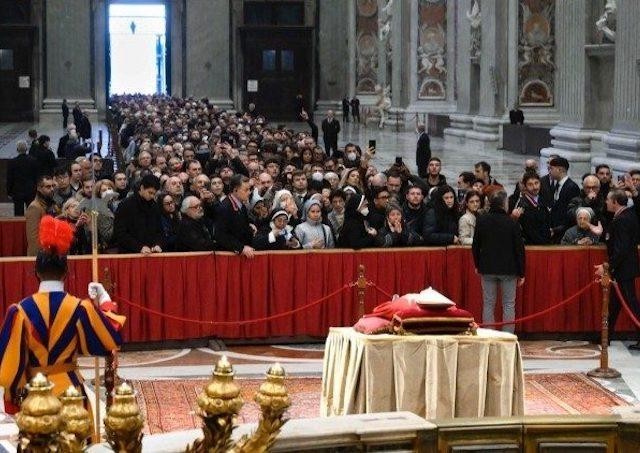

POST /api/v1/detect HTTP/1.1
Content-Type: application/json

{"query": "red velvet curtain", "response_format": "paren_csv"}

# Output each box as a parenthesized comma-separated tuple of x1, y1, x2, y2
(0, 248, 637, 342)
(0, 219, 28, 257)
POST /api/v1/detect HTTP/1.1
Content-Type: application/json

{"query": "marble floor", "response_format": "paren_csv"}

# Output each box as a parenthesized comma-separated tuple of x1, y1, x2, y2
(0, 116, 537, 216)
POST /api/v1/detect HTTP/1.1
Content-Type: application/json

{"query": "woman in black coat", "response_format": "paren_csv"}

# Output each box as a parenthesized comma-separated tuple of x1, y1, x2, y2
(424, 185, 460, 245)
(375, 203, 420, 247)
(336, 193, 377, 249)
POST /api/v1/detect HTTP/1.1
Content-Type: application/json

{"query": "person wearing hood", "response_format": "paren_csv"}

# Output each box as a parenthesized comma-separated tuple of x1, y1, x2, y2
(295, 199, 335, 249)
(272, 188, 301, 226)
(375, 203, 420, 247)
(337, 193, 377, 249)
(253, 210, 301, 250)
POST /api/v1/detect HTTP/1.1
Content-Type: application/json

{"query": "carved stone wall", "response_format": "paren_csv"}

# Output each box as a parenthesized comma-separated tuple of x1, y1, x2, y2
(517, 0, 555, 106)
(355, 0, 378, 94)
(417, 0, 447, 100)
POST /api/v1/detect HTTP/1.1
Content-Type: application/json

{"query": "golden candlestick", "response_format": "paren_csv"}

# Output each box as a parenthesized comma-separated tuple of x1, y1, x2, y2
(16, 373, 62, 452)
(104, 382, 144, 453)
(58, 386, 92, 453)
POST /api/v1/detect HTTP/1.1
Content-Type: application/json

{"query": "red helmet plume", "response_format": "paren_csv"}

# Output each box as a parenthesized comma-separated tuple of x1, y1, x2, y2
(38, 216, 75, 256)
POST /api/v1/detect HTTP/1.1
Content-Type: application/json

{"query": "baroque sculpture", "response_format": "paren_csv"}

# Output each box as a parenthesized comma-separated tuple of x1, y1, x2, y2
(596, 0, 616, 43)
(467, 0, 482, 60)
(374, 84, 392, 129)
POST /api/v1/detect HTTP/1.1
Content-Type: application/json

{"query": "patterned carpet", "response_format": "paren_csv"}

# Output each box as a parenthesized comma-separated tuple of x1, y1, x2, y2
(131, 372, 630, 434)
(132, 377, 321, 434)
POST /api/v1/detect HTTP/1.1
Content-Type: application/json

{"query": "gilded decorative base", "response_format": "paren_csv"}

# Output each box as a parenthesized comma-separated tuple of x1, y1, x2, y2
(587, 367, 622, 379)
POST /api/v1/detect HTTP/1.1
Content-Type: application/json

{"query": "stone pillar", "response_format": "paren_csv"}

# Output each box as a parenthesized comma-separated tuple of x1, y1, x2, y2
(316, 0, 349, 114)
(597, 0, 640, 173)
(169, 0, 185, 98)
(444, 0, 477, 148)
(466, 0, 508, 150)
(185, 0, 232, 108)
(42, 0, 95, 113)
(93, 0, 107, 114)
(540, 0, 591, 177)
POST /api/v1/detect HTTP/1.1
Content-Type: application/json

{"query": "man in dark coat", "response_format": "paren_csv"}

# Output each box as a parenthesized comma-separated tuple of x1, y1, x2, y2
(321, 110, 341, 158)
(415, 124, 431, 178)
(176, 196, 216, 251)
(473, 190, 526, 333)
(62, 99, 69, 129)
(548, 157, 580, 243)
(512, 173, 551, 244)
(113, 175, 164, 253)
(214, 175, 256, 258)
(595, 189, 640, 347)
(350, 96, 361, 123)
(7, 141, 39, 216)
(72, 102, 82, 127)
(341, 96, 350, 123)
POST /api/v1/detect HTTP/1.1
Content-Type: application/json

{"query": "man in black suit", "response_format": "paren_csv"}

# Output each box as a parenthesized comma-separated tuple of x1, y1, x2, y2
(7, 141, 39, 216)
(539, 154, 558, 207)
(214, 174, 256, 258)
(415, 124, 431, 178)
(472, 190, 526, 333)
(321, 110, 341, 158)
(350, 96, 361, 123)
(341, 96, 350, 123)
(548, 156, 580, 243)
(595, 189, 640, 348)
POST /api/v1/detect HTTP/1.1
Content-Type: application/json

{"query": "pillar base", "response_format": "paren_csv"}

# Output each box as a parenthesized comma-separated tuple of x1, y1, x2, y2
(540, 125, 595, 177)
(587, 367, 621, 379)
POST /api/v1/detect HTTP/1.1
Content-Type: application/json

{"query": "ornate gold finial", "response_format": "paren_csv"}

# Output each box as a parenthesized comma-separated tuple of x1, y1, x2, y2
(58, 386, 92, 453)
(104, 382, 144, 453)
(186, 356, 244, 452)
(16, 373, 62, 452)
(230, 364, 291, 453)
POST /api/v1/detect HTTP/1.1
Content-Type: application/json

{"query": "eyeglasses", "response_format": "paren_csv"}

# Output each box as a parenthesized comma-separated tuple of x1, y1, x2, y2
(163, 200, 175, 205)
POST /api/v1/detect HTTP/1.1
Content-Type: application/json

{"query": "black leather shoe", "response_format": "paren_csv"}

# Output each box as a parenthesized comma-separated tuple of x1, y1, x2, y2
(628, 342, 640, 350)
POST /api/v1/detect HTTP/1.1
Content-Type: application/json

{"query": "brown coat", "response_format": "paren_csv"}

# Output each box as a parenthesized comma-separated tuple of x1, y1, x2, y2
(25, 196, 48, 256)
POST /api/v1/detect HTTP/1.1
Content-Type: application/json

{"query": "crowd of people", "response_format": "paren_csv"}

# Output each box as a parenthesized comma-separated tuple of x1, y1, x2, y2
(7, 95, 640, 260)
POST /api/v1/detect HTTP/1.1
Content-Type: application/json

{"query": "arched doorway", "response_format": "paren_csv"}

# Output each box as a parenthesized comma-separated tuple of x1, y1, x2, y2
(106, 0, 170, 97)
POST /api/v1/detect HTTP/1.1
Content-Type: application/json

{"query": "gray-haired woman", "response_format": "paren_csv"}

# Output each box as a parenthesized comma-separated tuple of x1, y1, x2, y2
(561, 207, 602, 245)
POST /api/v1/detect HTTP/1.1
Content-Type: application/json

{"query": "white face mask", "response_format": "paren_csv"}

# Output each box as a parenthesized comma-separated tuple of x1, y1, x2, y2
(359, 207, 369, 216)
(347, 152, 357, 161)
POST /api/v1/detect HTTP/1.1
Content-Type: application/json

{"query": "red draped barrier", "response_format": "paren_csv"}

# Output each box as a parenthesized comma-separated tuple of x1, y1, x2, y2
(0, 247, 638, 342)
(0, 218, 28, 257)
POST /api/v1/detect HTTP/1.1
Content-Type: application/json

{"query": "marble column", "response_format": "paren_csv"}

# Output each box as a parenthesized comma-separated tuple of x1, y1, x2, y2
(185, 0, 232, 108)
(540, 0, 591, 177)
(597, 0, 640, 173)
(444, 0, 477, 148)
(169, 0, 185, 98)
(41, 0, 95, 113)
(316, 0, 349, 114)
(466, 0, 508, 150)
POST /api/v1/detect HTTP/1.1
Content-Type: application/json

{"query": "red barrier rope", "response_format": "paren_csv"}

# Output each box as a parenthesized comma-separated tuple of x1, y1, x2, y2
(112, 284, 350, 326)
(612, 281, 640, 329)
(480, 280, 597, 327)
(368, 280, 597, 328)
(367, 281, 394, 299)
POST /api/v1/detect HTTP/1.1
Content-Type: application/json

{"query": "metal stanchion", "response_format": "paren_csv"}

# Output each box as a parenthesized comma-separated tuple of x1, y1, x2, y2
(588, 263, 621, 378)
(356, 264, 367, 319)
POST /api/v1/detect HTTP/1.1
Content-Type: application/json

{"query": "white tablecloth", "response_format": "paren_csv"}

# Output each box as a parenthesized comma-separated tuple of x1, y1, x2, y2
(321, 327, 524, 419)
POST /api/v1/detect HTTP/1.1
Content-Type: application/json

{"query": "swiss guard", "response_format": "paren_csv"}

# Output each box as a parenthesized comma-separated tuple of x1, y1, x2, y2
(0, 215, 125, 414)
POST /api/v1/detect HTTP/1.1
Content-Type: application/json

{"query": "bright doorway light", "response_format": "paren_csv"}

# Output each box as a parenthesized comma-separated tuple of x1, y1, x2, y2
(108, 3, 166, 95)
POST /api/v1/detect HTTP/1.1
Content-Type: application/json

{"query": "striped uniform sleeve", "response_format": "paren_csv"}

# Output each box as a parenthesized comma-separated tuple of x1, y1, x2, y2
(0, 305, 28, 414)
(76, 299, 124, 356)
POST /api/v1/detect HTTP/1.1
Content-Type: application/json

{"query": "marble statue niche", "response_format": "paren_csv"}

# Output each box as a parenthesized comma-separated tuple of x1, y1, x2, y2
(417, 0, 447, 100)
(518, 0, 555, 107)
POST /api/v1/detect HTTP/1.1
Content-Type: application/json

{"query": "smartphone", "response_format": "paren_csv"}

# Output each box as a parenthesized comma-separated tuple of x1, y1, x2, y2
(368, 139, 376, 150)
(395, 156, 403, 166)
(618, 175, 624, 182)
